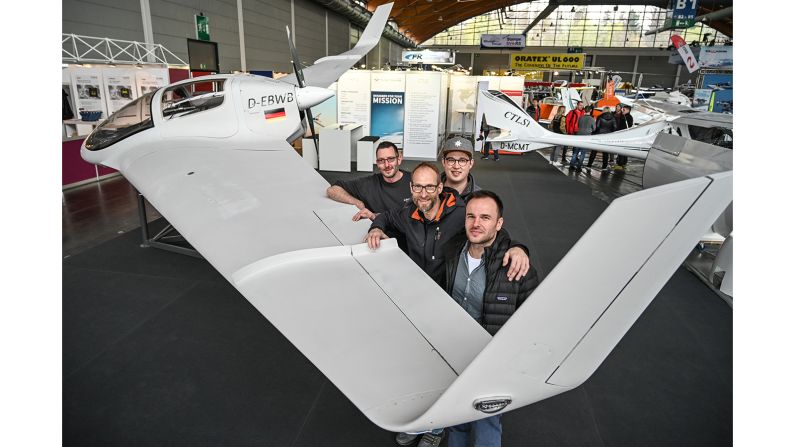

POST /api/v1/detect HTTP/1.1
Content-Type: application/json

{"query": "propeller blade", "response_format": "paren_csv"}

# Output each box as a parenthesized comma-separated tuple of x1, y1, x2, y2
(305, 108, 320, 163)
(285, 26, 306, 88)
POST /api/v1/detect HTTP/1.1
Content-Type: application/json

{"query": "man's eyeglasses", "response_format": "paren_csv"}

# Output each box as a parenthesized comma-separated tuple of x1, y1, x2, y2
(411, 183, 439, 194)
(376, 156, 398, 165)
(443, 157, 471, 166)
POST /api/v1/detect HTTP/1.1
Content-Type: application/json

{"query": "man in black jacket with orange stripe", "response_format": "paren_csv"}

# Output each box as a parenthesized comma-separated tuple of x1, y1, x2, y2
(366, 163, 529, 287)
(441, 190, 539, 447)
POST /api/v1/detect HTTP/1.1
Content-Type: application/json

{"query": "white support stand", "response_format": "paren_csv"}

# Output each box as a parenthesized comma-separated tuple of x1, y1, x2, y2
(302, 138, 318, 169)
(357, 136, 380, 172)
(319, 123, 364, 172)
(63, 119, 101, 138)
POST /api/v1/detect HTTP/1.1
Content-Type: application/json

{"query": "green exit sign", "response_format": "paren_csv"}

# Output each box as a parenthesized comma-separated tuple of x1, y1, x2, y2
(195, 14, 210, 41)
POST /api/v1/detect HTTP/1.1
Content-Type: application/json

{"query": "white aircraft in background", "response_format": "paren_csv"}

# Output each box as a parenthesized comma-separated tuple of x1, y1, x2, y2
(477, 88, 733, 300)
(477, 89, 668, 159)
(79, 2, 732, 433)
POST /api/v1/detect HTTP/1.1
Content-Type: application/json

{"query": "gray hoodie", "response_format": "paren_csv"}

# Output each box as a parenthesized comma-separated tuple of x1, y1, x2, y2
(576, 114, 596, 135)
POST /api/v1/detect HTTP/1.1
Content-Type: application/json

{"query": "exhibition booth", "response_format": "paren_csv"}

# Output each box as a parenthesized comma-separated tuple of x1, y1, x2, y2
(307, 70, 524, 170)
(62, 64, 189, 188)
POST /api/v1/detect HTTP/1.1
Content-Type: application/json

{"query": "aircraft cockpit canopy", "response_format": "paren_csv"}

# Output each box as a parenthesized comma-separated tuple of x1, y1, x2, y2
(688, 125, 733, 149)
(84, 92, 154, 151)
(161, 79, 226, 120)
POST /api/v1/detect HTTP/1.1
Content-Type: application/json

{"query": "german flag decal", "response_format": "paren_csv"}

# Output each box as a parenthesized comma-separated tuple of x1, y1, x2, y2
(264, 107, 286, 122)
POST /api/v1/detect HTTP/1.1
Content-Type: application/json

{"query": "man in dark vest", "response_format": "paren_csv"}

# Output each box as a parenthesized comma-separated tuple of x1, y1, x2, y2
(440, 190, 539, 447)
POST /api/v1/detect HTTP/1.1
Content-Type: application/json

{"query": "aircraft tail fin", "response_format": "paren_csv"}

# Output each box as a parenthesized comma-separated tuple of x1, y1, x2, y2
(560, 87, 581, 115)
(477, 88, 556, 142)
(281, 3, 394, 88)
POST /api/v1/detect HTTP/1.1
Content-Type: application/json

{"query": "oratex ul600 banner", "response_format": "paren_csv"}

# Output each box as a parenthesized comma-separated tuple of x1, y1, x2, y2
(371, 92, 405, 146)
(511, 53, 584, 70)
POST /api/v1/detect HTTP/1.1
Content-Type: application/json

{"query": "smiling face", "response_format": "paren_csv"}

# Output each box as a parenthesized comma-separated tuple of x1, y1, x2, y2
(411, 166, 442, 214)
(375, 146, 402, 179)
(465, 196, 503, 246)
(442, 150, 473, 185)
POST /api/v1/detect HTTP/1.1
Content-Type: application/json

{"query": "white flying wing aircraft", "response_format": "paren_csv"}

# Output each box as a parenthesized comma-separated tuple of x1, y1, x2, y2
(80, 2, 733, 433)
(477, 89, 668, 158)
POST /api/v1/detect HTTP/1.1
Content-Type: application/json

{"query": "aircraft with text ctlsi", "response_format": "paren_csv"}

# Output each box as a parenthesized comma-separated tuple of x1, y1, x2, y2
(80, 2, 733, 433)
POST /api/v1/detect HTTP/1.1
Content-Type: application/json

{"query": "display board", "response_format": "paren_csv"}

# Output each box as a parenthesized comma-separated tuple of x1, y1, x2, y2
(135, 68, 170, 96)
(370, 71, 406, 147)
(404, 71, 442, 159)
(102, 68, 138, 114)
(63, 65, 170, 127)
(701, 73, 733, 114)
(337, 70, 372, 134)
(693, 89, 712, 111)
(70, 67, 109, 120)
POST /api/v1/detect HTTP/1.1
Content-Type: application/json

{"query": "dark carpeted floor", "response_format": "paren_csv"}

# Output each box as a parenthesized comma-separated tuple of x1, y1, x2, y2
(63, 151, 731, 446)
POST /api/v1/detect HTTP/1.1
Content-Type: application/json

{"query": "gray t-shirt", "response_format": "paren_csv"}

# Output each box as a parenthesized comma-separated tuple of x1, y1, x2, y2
(332, 169, 412, 213)
(451, 244, 486, 321)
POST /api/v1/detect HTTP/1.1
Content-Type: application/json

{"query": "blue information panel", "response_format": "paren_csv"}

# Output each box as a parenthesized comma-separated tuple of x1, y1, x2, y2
(669, 0, 699, 28)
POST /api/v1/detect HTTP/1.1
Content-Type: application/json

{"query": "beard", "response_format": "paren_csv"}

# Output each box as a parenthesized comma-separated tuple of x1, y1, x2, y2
(414, 197, 437, 214)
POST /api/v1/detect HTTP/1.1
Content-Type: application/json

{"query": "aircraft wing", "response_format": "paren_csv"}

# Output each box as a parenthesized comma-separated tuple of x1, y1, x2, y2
(281, 3, 393, 88)
(119, 143, 493, 431)
(121, 139, 731, 432)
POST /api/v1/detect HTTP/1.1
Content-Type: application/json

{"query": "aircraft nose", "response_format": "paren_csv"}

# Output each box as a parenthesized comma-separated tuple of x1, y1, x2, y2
(296, 86, 334, 111)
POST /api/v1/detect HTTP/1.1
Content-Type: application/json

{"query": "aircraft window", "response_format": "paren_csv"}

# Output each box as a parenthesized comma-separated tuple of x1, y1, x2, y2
(161, 79, 226, 120)
(488, 89, 526, 115)
(687, 125, 733, 149)
(84, 92, 154, 151)
(676, 127, 682, 136)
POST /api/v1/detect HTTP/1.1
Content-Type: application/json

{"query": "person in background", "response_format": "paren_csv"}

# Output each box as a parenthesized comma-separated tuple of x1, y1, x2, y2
(478, 116, 499, 161)
(548, 107, 566, 165)
(563, 101, 586, 166)
(440, 190, 539, 447)
(569, 105, 595, 172)
(525, 96, 541, 122)
(586, 106, 618, 173)
(613, 104, 635, 171)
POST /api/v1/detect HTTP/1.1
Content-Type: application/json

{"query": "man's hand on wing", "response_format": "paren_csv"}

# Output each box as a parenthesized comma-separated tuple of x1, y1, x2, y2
(503, 247, 530, 281)
(353, 208, 376, 221)
(365, 228, 388, 249)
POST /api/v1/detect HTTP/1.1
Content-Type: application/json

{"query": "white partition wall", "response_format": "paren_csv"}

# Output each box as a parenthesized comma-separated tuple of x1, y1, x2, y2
(448, 74, 478, 134)
(404, 71, 443, 160)
(338, 70, 372, 135)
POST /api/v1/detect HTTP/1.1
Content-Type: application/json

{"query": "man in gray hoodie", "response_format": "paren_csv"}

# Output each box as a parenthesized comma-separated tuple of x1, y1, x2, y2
(569, 105, 596, 172)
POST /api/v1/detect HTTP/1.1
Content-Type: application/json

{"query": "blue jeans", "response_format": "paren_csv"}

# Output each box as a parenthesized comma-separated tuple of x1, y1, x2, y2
(448, 414, 502, 447)
(569, 148, 588, 168)
(550, 145, 559, 162)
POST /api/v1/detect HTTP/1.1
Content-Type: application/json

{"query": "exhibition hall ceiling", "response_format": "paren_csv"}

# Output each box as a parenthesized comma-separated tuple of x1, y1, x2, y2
(364, 0, 733, 44)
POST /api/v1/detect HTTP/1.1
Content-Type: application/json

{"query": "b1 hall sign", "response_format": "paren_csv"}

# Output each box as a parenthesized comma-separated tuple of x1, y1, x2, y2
(510, 53, 584, 70)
